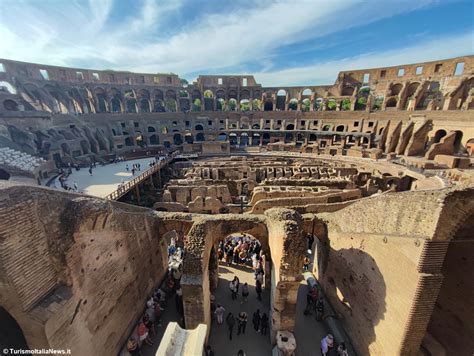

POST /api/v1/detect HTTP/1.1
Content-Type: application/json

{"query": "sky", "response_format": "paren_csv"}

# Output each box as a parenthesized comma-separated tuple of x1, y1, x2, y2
(0, 0, 473, 86)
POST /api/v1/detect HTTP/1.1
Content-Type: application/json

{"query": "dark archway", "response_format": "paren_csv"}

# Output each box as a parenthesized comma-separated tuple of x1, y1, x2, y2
(433, 129, 447, 143)
(454, 130, 463, 152)
(196, 133, 205, 142)
(0, 169, 10, 180)
(0, 307, 28, 349)
(173, 134, 183, 146)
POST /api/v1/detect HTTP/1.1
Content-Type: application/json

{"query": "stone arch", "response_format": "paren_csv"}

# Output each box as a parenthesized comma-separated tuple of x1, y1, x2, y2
(288, 98, 298, 111)
(149, 134, 159, 145)
(386, 97, 398, 108)
(0, 306, 29, 349)
(139, 98, 151, 113)
(433, 129, 447, 143)
(390, 83, 403, 96)
(0, 168, 11, 180)
(181, 210, 306, 335)
(286, 124, 295, 130)
(196, 133, 205, 142)
(336, 125, 345, 132)
(217, 133, 227, 141)
(94, 88, 108, 113)
(195, 124, 204, 131)
(228, 98, 238, 111)
(276, 89, 286, 110)
(453, 130, 463, 152)
(185, 133, 194, 144)
(173, 133, 183, 146)
(3, 99, 19, 111)
(126, 98, 137, 113)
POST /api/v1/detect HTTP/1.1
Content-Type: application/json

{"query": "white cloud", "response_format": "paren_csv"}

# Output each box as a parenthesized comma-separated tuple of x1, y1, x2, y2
(1, 0, 470, 86)
(252, 31, 474, 86)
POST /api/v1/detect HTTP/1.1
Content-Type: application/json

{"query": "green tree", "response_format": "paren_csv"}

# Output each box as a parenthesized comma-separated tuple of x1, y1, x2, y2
(252, 99, 261, 111)
(327, 100, 337, 110)
(301, 99, 311, 112)
(341, 98, 351, 111)
(240, 101, 250, 112)
(228, 99, 237, 111)
(192, 98, 201, 112)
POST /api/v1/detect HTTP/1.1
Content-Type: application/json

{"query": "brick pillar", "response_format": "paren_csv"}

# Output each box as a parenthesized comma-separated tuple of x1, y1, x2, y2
(271, 280, 301, 341)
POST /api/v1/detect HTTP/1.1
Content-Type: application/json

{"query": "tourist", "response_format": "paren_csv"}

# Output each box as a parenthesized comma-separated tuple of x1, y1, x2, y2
(229, 277, 238, 300)
(256, 270, 264, 285)
(204, 345, 215, 356)
(237, 350, 246, 356)
(226, 312, 235, 340)
(137, 316, 153, 346)
(126, 164, 129, 171)
(252, 309, 261, 332)
(337, 342, 349, 356)
(256, 279, 262, 301)
(215, 304, 226, 325)
(88, 167, 92, 176)
(260, 313, 269, 335)
(132, 167, 136, 175)
(303, 256, 310, 271)
(143, 313, 155, 337)
(321, 334, 334, 356)
(127, 337, 141, 356)
(307, 233, 315, 252)
(241, 282, 249, 303)
(73, 181, 78, 191)
(237, 311, 247, 335)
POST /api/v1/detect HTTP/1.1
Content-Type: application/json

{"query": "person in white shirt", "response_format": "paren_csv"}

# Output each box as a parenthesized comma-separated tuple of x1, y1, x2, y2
(321, 334, 334, 356)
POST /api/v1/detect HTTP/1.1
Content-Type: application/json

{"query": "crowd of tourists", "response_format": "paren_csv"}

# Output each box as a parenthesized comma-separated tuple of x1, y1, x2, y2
(126, 235, 184, 355)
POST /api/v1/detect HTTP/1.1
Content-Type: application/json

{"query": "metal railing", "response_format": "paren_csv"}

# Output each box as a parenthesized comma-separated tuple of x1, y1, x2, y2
(105, 152, 177, 200)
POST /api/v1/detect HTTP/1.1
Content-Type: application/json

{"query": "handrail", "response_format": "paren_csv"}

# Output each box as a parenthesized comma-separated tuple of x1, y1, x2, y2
(105, 152, 177, 200)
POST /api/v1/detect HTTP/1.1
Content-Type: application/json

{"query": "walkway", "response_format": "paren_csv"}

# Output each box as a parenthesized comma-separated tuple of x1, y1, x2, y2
(208, 264, 272, 356)
(63, 158, 154, 198)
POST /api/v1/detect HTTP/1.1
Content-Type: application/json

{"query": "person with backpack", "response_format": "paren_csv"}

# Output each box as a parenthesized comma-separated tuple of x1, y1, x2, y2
(226, 312, 235, 340)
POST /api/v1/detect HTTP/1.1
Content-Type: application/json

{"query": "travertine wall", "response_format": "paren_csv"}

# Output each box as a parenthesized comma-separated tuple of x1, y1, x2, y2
(313, 188, 474, 355)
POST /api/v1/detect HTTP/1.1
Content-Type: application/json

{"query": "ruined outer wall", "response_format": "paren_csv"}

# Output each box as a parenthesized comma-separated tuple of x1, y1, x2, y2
(316, 190, 449, 355)
(0, 182, 170, 355)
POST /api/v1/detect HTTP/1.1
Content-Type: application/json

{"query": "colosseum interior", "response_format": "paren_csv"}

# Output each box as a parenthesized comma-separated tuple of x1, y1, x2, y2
(0, 55, 473, 356)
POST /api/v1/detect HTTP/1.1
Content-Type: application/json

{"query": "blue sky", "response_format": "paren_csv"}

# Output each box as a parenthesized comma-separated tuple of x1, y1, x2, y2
(0, 0, 472, 86)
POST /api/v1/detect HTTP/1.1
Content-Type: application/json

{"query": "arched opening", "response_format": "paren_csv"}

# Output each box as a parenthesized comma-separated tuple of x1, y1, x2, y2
(355, 87, 370, 111)
(433, 129, 447, 143)
(425, 213, 474, 355)
(252, 99, 262, 111)
(154, 99, 165, 112)
(203, 90, 214, 111)
(262, 133, 270, 145)
(139, 98, 150, 113)
(111, 96, 122, 113)
(276, 89, 286, 110)
(228, 98, 238, 111)
(301, 98, 311, 112)
(196, 133, 205, 142)
(322, 125, 331, 131)
(264, 99, 273, 111)
(284, 133, 294, 143)
(288, 98, 298, 111)
(240, 99, 250, 112)
(326, 99, 337, 111)
(308, 133, 317, 142)
(314, 98, 323, 111)
(386, 97, 397, 108)
(148, 126, 156, 133)
(454, 130, 463, 153)
(216, 98, 225, 111)
(390, 83, 403, 96)
(195, 124, 204, 131)
(240, 133, 249, 146)
(286, 124, 295, 131)
(149, 135, 159, 145)
(173, 134, 183, 146)
(217, 133, 227, 141)
(185, 133, 194, 144)
(336, 125, 345, 132)
(0, 307, 28, 349)
(126, 99, 137, 113)
(3, 99, 19, 111)
(229, 133, 238, 146)
(164, 141, 171, 148)
(0, 169, 11, 180)
(125, 137, 134, 146)
(252, 133, 260, 146)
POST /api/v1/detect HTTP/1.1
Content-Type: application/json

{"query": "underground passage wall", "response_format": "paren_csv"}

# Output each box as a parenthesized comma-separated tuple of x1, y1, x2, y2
(312, 188, 472, 355)
(0, 182, 170, 354)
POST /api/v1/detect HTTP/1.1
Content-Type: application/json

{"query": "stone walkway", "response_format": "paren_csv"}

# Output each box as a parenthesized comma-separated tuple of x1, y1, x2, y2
(208, 264, 272, 356)
(63, 158, 154, 197)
